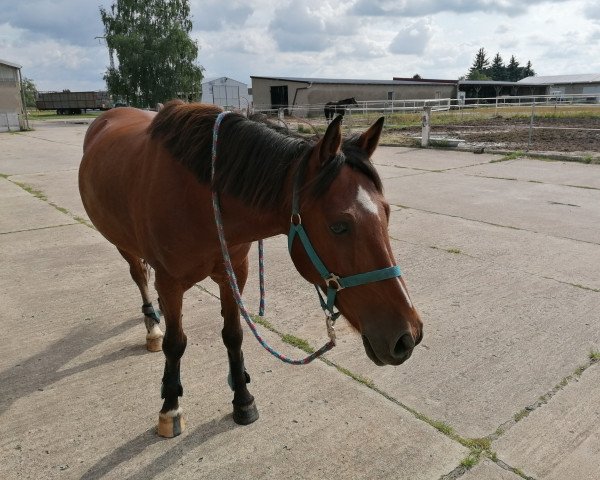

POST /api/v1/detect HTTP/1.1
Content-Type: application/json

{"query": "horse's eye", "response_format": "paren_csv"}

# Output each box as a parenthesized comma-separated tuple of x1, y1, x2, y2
(330, 222, 349, 235)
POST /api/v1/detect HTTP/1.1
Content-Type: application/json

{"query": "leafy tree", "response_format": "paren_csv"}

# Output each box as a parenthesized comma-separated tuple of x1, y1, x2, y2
(412, 73, 422, 80)
(467, 70, 491, 81)
(21, 77, 38, 108)
(100, 0, 204, 107)
(489, 53, 506, 81)
(468, 47, 490, 77)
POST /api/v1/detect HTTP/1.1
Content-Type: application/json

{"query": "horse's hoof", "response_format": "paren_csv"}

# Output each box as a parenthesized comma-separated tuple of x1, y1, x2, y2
(233, 401, 259, 425)
(146, 334, 163, 352)
(158, 409, 185, 437)
(146, 324, 163, 352)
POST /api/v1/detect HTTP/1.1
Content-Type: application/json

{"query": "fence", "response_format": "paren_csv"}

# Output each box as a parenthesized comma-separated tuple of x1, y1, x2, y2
(253, 93, 600, 153)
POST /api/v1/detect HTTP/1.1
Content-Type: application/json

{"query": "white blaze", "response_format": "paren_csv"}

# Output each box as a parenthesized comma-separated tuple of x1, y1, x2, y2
(356, 185, 378, 215)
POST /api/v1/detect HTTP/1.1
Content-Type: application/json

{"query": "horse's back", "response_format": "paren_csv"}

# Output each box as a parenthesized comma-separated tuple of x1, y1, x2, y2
(79, 107, 158, 254)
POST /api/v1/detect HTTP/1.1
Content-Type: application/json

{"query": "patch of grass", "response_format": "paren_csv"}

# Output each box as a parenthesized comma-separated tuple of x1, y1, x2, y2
(589, 349, 600, 362)
(251, 314, 274, 331)
(13, 181, 47, 201)
(281, 334, 314, 354)
(502, 150, 526, 161)
(464, 437, 491, 451)
(0, 173, 9, 179)
(332, 364, 374, 388)
(514, 409, 530, 422)
(574, 365, 586, 377)
(460, 453, 479, 469)
(430, 245, 462, 254)
(430, 420, 454, 436)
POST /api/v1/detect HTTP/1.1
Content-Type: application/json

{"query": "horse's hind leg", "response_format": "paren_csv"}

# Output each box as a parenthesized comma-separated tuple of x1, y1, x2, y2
(215, 257, 259, 425)
(154, 271, 187, 437)
(117, 248, 164, 352)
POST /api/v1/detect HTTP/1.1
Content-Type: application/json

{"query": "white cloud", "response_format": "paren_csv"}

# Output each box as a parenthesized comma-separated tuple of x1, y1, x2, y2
(389, 20, 433, 55)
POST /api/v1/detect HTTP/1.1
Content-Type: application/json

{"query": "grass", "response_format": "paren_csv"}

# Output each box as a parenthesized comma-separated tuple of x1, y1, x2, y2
(281, 334, 314, 354)
(430, 245, 462, 254)
(589, 349, 600, 362)
(13, 181, 47, 201)
(27, 110, 102, 121)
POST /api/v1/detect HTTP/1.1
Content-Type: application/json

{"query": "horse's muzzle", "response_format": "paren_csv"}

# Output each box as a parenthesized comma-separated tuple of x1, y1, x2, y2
(362, 329, 422, 366)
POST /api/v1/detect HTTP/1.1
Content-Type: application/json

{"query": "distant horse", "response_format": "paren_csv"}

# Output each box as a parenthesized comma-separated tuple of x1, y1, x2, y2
(79, 100, 422, 437)
(324, 97, 359, 122)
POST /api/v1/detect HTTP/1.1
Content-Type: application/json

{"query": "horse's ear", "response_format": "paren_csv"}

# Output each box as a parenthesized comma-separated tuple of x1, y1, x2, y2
(357, 116, 385, 158)
(318, 114, 343, 165)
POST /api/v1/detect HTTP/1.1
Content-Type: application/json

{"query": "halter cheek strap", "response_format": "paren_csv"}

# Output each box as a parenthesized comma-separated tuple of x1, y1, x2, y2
(288, 166, 402, 336)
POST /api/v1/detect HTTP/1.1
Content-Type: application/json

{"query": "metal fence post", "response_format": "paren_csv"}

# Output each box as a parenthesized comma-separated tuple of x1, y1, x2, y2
(421, 106, 431, 147)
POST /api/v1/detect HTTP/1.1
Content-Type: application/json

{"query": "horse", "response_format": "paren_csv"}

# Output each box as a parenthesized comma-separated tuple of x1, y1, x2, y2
(324, 97, 359, 122)
(78, 100, 423, 437)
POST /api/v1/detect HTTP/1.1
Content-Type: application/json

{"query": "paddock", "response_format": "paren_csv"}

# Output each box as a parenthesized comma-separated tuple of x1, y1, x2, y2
(1, 121, 599, 479)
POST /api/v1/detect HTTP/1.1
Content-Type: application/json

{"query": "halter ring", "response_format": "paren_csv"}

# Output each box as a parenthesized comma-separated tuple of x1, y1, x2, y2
(325, 274, 344, 291)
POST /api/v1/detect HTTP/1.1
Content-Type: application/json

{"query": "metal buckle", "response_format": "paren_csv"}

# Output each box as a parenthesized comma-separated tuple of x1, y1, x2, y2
(325, 273, 344, 291)
(290, 213, 302, 225)
(326, 315, 337, 343)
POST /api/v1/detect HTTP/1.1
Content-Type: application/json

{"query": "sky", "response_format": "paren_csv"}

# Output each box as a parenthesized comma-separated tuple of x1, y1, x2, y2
(1, 0, 600, 91)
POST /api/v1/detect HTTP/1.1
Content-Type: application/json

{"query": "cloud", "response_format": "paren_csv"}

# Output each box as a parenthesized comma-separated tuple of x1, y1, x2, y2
(389, 20, 433, 55)
(585, 1, 600, 20)
(1, 0, 109, 47)
(351, 0, 568, 18)
(269, 3, 327, 52)
(191, 0, 253, 31)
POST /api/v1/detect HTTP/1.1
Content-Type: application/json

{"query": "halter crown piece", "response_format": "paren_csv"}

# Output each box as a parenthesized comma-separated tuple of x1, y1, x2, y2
(211, 111, 402, 365)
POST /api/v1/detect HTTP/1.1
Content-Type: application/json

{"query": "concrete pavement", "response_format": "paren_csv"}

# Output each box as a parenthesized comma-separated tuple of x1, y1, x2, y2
(0, 122, 598, 479)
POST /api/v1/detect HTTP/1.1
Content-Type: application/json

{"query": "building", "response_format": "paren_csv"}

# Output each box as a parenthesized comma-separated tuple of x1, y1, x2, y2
(518, 74, 600, 97)
(200, 77, 251, 109)
(0, 59, 28, 132)
(250, 76, 456, 112)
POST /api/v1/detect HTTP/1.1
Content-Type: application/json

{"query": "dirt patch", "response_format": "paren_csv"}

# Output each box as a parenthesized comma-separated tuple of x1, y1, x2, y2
(390, 116, 600, 154)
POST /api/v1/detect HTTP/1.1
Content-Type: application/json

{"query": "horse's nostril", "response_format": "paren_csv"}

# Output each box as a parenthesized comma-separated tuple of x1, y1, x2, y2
(394, 333, 415, 357)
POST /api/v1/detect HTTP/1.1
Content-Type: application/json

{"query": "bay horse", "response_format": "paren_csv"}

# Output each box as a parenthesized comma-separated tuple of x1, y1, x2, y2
(78, 100, 422, 437)
(324, 97, 359, 122)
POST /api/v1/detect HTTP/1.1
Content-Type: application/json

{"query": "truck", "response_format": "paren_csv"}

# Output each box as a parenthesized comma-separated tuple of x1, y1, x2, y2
(36, 91, 112, 114)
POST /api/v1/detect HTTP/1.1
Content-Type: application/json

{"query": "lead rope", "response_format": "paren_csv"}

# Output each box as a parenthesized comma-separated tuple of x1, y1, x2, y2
(211, 112, 335, 365)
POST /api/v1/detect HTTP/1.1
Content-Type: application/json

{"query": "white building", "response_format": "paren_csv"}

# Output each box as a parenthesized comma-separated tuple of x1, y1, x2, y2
(200, 77, 251, 109)
(0, 59, 28, 132)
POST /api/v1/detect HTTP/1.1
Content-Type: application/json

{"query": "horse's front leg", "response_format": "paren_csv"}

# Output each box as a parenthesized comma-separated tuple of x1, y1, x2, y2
(216, 257, 259, 425)
(154, 270, 187, 437)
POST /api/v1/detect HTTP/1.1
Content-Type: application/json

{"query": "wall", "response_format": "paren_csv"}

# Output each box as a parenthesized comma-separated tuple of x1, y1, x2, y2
(0, 63, 23, 132)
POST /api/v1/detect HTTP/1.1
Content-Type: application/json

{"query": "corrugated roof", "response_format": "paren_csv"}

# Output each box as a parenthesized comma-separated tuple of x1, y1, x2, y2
(250, 75, 450, 86)
(458, 80, 538, 86)
(518, 74, 600, 84)
(0, 59, 22, 69)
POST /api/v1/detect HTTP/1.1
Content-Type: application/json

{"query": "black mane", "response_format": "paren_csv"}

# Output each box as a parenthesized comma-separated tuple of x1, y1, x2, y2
(149, 101, 382, 210)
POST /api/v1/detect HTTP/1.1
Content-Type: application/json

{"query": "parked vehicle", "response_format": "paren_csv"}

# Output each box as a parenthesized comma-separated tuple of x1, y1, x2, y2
(36, 91, 112, 114)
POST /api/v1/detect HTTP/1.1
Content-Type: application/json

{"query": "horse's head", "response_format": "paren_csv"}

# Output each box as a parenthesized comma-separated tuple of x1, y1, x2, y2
(288, 116, 423, 366)
(348, 97, 358, 105)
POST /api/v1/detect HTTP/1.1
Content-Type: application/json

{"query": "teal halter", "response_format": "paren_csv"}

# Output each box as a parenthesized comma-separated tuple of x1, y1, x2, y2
(287, 162, 402, 337)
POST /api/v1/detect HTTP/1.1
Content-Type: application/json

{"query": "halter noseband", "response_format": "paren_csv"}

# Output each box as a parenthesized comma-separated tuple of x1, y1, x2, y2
(287, 158, 402, 339)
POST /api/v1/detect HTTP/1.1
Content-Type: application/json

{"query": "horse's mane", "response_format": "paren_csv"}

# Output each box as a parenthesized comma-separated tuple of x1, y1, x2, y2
(149, 100, 382, 210)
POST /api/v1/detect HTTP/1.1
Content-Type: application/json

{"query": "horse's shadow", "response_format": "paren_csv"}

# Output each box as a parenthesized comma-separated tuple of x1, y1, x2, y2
(0, 316, 147, 417)
(80, 415, 236, 480)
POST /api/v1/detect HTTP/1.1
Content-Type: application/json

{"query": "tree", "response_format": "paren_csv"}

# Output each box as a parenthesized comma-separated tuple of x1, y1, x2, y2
(489, 53, 506, 81)
(468, 47, 490, 77)
(506, 55, 521, 82)
(21, 77, 38, 108)
(522, 60, 535, 79)
(100, 0, 204, 108)
(467, 70, 491, 81)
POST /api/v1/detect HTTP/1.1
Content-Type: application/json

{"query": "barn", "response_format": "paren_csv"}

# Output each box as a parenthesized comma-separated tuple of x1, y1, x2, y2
(200, 77, 251, 109)
(518, 74, 600, 98)
(0, 59, 28, 132)
(250, 76, 456, 112)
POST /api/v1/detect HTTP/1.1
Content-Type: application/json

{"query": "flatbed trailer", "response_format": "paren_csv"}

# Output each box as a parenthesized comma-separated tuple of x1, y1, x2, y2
(36, 91, 112, 114)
